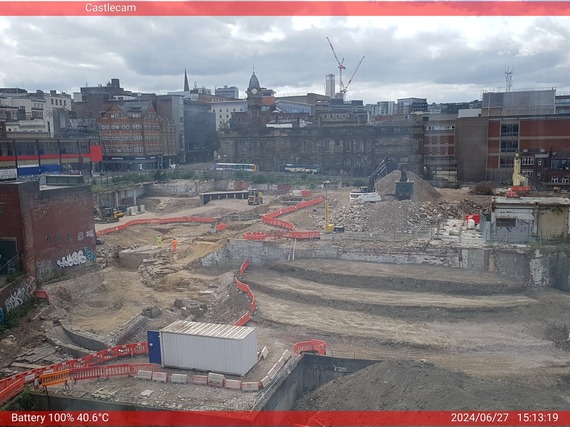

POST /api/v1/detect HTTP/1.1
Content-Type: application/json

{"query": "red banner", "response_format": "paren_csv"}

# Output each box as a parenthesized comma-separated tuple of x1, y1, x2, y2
(1, 2, 570, 17)
(2, 411, 569, 426)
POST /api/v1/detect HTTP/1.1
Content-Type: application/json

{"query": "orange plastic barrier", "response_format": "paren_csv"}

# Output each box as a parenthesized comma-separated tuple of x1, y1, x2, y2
(234, 312, 251, 326)
(215, 222, 227, 232)
(0, 378, 23, 404)
(293, 339, 327, 355)
(243, 232, 267, 240)
(288, 231, 321, 240)
(97, 216, 217, 236)
(239, 259, 250, 276)
(70, 363, 160, 382)
(40, 369, 71, 386)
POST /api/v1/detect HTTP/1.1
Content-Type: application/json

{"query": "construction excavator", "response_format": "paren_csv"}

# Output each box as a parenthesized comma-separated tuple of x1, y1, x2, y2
(350, 158, 413, 202)
(94, 205, 123, 222)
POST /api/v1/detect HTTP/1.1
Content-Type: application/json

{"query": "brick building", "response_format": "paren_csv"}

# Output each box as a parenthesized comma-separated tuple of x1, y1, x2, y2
(0, 177, 96, 288)
(98, 101, 176, 172)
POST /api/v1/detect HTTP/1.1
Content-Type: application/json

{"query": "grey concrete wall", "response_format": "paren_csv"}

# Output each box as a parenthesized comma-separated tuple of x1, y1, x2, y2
(145, 180, 216, 196)
(111, 314, 147, 345)
(201, 239, 531, 283)
(59, 320, 111, 351)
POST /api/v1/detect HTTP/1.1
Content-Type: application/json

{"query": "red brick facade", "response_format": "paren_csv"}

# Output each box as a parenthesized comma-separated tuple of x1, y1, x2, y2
(0, 181, 96, 288)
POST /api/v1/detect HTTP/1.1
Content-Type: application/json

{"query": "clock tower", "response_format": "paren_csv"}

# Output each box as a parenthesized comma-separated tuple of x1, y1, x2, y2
(246, 70, 262, 113)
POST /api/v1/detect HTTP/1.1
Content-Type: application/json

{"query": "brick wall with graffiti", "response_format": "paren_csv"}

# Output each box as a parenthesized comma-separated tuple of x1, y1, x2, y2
(0, 276, 36, 323)
(0, 181, 97, 285)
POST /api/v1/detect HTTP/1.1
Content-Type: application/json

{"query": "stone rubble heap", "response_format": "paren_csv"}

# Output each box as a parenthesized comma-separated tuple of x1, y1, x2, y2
(314, 173, 485, 234)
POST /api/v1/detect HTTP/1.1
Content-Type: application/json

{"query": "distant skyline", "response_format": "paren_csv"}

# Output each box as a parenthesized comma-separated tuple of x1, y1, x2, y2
(1, 15, 569, 104)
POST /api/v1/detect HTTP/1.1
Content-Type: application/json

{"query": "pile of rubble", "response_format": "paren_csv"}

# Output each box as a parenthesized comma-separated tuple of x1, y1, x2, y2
(326, 200, 433, 233)
(314, 174, 487, 233)
(375, 171, 441, 203)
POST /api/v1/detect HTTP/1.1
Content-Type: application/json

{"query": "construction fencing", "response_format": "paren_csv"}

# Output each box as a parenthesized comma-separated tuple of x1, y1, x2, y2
(246, 196, 323, 240)
(96, 216, 219, 237)
(0, 341, 150, 406)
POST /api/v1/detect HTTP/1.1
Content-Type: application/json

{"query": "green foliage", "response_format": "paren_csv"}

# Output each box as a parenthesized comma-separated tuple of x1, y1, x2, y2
(251, 173, 269, 184)
(12, 388, 38, 410)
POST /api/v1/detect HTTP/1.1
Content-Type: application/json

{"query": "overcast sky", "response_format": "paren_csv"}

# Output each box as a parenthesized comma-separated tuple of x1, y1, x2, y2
(1, 15, 570, 105)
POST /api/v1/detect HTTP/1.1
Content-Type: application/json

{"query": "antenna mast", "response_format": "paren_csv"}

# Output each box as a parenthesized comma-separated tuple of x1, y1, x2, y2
(505, 66, 514, 92)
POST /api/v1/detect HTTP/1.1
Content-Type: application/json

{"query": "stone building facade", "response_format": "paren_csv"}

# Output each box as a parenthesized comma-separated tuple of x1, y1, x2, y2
(219, 72, 423, 176)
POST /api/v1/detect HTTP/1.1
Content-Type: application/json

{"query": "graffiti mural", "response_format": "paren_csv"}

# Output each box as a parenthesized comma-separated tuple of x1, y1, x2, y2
(86, 229, 95, 238)
(83, 246, 96, 262)
(5, 287, 26, 312)
(56, 250, 87, 268)
(77, 231, 84, 241)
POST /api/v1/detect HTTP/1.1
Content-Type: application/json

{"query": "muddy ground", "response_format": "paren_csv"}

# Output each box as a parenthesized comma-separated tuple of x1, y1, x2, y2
(2, 183, 570, 410)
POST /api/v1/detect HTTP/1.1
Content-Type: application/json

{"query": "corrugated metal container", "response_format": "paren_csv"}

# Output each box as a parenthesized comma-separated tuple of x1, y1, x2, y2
(159, 321, 257, 376)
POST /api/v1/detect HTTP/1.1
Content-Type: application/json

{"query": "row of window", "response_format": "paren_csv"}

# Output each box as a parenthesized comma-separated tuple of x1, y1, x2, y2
(100, 136, 145, 141)
(50, 98, 67, 107)
(103, 146, 144, 153)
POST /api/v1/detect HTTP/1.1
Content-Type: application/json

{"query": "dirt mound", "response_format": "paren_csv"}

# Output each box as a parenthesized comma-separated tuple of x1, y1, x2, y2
(294, 360, 569, 410)
(375, 171, 441, 203)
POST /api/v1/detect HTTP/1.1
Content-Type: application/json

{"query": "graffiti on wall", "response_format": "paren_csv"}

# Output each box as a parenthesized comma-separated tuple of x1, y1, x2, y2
(83, 246, 96, 262)
(57, 250, 87, 268)
(4, 278, 35, 313)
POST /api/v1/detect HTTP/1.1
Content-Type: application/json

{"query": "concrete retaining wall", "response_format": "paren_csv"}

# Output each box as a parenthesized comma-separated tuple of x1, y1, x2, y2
(145, 180, 216, 197)
(59, 320, 111, 351)
(111, 314, 147, 345)
(201, 239, 532, 284)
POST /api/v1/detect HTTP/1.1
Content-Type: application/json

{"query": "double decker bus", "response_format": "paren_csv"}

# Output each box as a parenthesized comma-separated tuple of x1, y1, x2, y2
(213, 163, 257, 172)
(283, 163, 321, 174)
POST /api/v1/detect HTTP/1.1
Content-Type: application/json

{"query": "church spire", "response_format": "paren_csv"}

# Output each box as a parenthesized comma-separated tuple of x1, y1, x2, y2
(183, 69, 190, 92)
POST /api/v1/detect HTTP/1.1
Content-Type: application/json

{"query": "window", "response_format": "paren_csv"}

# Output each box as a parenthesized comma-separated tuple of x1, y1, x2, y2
(501, 123, 519, 137)
(500, 140, 518, 153)
(552, 176, 559, 183)
(521, 170, 534, 178)
(522, 157, 534, 166)
(496, 218, 516, 228)
(499, 156, 515, 168)
(563, 177, 569, 183)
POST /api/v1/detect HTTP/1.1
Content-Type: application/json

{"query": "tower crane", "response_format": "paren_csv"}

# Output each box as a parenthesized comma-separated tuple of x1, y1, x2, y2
(326, 37, 345, 98)
(326, 37, 365, 100)
(344, 55, 365, 95)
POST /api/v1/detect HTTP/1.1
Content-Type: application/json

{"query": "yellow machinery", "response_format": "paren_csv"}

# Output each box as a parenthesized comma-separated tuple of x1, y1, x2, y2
(94, 205, 123, 222)
(247, 189, 263, 205)
(512, 152, 529, 187)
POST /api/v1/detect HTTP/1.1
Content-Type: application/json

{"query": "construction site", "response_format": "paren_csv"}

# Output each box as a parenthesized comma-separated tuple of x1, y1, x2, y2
(1, 171, 570, 419)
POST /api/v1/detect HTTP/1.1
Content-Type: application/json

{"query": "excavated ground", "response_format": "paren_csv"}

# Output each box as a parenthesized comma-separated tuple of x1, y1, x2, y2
(2, 182, 570, 411)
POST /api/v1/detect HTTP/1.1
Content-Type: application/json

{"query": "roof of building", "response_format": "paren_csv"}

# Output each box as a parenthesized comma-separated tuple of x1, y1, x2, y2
(161, 320, 255, 340)
(494, 196, 570, 206)
(248, 72, 260, 90)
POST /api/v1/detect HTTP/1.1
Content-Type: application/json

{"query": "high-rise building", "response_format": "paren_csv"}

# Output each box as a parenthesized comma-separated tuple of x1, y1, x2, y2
(325, 74, 335, 98)
(215, 86, 239, 99)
